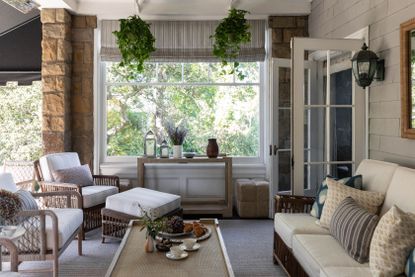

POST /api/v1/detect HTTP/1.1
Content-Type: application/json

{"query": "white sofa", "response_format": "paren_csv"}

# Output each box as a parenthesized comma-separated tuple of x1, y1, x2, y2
(273, 159, 415, 277)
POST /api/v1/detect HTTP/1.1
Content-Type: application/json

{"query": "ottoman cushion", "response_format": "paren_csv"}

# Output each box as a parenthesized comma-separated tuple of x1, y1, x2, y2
(105, 188, 181, 219)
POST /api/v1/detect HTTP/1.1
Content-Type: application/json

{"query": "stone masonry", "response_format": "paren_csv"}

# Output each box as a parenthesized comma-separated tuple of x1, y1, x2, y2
(41, 9, 96, 167)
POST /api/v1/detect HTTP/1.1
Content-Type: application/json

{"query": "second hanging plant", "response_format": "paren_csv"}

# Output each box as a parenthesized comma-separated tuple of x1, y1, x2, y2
(113, 15, 156, 74)
(211, 8, 251, 79)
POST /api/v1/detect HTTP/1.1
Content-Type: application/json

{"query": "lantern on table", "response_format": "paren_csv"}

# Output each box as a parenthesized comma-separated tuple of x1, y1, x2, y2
(160, 139, 169, 158)
(144, 130, 156, 158)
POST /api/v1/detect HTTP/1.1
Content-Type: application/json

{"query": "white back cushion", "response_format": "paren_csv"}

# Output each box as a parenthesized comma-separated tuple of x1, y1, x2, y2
(355, 159, 398, 194)
(0, 172, 18, 192)
(381, 166, 415, 215)
(39, 152, 81, 182)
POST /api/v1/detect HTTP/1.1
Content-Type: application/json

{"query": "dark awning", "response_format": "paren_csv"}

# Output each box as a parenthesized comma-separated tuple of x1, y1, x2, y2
(0, 16, 41, 85)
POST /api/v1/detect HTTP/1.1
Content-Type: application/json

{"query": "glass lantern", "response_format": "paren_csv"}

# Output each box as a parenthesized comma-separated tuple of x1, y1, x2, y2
(160, 139, 169, 158)
(351, 43, 380, 89)
(144, 130, 157, 158)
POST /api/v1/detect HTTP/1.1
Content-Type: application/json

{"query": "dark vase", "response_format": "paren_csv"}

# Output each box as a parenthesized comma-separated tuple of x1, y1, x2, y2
(206, 138, 219, 158)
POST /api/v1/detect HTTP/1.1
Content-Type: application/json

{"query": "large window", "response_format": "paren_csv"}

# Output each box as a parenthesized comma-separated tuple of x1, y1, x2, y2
(104, 62, 262, 160)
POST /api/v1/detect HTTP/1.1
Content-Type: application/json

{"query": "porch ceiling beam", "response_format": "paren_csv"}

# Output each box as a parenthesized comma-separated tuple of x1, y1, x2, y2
(34, 0, 78, 11)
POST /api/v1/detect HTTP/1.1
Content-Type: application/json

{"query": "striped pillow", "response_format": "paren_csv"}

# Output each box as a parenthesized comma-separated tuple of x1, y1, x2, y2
(330, 197, 379, 263)
(15, 189, 38, 210)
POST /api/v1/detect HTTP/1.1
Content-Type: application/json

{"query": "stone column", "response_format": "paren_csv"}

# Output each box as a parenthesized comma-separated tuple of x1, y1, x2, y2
(71, 16, 97, 166)
(41, 9, 72, 154)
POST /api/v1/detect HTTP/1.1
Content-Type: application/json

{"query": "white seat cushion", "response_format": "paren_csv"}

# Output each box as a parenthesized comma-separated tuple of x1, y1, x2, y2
(0, 172, 18, 192)
(274, 213, 329, 248)
(105, 188, 181, 219)
(82, 186, 119, 208)
(39, 152, 81, 182)
(320, 267, 372, 277)
(45, 208, 83, 250)
(292, 234, 368, 277)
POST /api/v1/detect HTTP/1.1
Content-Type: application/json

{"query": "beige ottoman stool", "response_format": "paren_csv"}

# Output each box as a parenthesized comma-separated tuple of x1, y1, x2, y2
(236, 179, 269, 218)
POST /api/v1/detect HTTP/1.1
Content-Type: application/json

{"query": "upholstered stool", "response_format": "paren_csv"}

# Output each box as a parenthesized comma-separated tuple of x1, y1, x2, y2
(101, 187, 182, 242)
(236, 179, 269, 218)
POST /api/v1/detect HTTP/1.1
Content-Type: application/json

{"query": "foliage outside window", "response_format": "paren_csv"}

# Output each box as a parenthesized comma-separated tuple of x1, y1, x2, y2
(0, 82, 42, 164)
(105, 62, 261, 158)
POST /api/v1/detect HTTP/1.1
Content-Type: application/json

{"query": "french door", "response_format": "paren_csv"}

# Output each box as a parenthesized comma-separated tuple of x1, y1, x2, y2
(270, 37, 367, 204)
(291, 37, 366, 196)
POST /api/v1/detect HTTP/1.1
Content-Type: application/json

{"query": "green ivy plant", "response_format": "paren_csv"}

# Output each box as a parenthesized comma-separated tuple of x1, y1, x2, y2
(113, 15, 156, 75)
(211, 8, 251, 79)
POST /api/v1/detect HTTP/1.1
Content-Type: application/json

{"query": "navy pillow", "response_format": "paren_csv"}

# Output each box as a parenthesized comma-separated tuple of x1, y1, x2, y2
(406, 248, 415, 277)
(310, 175, 362, 219)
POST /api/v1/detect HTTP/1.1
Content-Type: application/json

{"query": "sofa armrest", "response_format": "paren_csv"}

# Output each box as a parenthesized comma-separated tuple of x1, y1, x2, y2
(32, 190, 82, 209)
(0, 238, 18, 272)
(93, 175, 120, 189)
(38, 182, 82, 209)
(274, 194, 315, 214)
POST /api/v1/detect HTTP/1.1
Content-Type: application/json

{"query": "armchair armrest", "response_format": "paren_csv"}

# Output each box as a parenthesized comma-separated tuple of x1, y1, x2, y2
(93, 175, 120, 189)
(274, 194, 315, 214)
(0, 238, 18, 272)
(37, 183, 83, 209)
(32, 191, 82, 209)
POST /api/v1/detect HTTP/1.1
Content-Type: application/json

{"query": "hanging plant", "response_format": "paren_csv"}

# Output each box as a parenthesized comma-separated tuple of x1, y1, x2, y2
(211, 8, 251, 79)
(113, 15, 156, 74)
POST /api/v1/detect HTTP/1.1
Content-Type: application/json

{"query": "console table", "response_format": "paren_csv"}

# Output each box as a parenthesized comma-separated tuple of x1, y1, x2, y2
(137, 157, 233, 217)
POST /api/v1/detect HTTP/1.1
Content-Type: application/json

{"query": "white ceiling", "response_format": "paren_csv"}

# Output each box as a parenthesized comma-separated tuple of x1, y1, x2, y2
(33, 0, 311, 20)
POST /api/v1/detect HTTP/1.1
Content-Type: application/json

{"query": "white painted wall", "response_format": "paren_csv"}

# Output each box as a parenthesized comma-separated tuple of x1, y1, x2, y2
(309, 0, 415, 168)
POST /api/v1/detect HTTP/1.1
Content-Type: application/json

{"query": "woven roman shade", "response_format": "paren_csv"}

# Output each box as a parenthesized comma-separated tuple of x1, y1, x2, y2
(100, 19, 266, 62)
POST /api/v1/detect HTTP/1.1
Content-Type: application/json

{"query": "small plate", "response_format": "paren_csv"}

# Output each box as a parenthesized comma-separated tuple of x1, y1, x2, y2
(166, 251, 188, 260)
(179, 243, 200, 251)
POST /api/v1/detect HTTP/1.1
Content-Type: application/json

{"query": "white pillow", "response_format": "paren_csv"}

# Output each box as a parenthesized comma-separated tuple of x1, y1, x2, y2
(0, 172, 18, 192)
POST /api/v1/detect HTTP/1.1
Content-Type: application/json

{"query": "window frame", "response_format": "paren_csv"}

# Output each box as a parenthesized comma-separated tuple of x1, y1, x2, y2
(98, 61, 266, 165)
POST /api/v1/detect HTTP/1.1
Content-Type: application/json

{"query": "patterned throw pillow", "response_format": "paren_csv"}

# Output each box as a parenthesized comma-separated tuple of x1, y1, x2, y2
(330, 197, 379, 263)
(406, 249, 415, 277)
(310, 175, 362, 218)
(52, 164, 93, 187)
(15, 189, 38, 210)
(319, 178, 384, 228)
(370, 206, 415, 277)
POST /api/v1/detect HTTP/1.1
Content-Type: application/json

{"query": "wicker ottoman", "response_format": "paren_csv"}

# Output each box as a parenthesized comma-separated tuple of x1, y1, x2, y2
(101, 187, 182, 242)
(235, 179, 269, 218)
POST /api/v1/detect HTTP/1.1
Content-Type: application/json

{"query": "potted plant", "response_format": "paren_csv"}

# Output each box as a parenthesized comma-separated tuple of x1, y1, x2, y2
(138, 204, 166, 253)
(211, 8, 251, 79)
(167, 122, 188, 158)
(113, 15, 156, 75)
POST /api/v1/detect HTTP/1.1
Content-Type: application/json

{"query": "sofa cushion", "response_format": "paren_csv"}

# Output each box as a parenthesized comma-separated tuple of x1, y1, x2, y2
(45, 208, 83, 250)
(355, 159, 398, 194)
(381, 166, 415, 215)
(0, 172, 18, 192)
(329, 197, 379, 263)
(39, 152, 81, 182)
(292, 234, 368, 277)
(319, 178, 384, 228)
(320, 266, 372, 277)
(82, 185, 119, 208)
(310, 175, 362, 219)
(105, 187, 181, 220)
(370, 205, 415, 277)
(52, 164, 94, 187)
(274, 213, 329, 249)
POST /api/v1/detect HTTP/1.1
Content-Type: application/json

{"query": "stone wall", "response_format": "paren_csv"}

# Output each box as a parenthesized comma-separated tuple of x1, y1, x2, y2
(41, 9, 72, 153)
(309, 0, 415, 168)
(41, 9, 96, 166)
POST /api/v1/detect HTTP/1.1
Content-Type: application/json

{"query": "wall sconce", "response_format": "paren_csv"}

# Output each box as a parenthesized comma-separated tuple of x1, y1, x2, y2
(351, 43, 385, 88)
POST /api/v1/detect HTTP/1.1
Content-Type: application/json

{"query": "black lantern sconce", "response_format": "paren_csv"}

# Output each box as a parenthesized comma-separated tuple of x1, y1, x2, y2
(351, 43, 385, 89)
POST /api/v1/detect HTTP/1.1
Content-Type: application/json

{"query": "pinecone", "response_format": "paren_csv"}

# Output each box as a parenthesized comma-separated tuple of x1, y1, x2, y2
(166, 216, 184, 233)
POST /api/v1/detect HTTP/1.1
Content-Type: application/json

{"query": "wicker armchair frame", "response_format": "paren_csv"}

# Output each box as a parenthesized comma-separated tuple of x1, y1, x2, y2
(101, 207, 183, 243)
(2, 190, 83, 277)
(273, 194, 315, 277)
(34, 160, 120, 238)
(0, 238, 19, 272)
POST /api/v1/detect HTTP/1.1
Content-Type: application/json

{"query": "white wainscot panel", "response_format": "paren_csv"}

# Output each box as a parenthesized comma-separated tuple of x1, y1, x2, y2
(145, 177, 181, 195)
(186, 177, 225, 198)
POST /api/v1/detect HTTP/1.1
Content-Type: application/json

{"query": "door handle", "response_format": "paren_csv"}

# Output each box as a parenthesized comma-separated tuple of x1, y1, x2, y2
(274, 145, 279, 155)
(269, 145, 273, 156)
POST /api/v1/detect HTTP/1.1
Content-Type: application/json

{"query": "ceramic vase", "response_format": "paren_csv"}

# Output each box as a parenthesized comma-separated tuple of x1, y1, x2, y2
(173, 145, 183, 158)
(145, 236, 154, 253)
(206, 138, 219, 158)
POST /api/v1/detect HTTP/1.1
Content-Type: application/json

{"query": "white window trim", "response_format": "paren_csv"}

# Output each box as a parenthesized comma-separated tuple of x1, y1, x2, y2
(95, 61, 267, 169)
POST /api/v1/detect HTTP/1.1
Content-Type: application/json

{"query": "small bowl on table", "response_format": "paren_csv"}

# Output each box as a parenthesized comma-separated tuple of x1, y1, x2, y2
(183, 152, 196, 159)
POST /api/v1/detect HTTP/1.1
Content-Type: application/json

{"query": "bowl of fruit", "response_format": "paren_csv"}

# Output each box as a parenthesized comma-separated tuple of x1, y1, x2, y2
(159, 216, 191, 237)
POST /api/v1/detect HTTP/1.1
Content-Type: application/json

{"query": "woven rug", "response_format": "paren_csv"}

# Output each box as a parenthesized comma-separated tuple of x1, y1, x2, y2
(4, 219, 286, 277)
